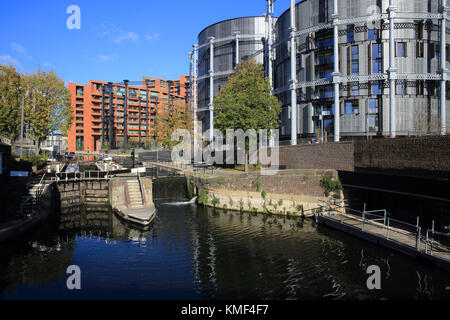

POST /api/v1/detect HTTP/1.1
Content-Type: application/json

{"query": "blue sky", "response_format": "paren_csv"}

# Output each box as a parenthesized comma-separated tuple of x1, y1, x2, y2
(0, 0, 290, 85)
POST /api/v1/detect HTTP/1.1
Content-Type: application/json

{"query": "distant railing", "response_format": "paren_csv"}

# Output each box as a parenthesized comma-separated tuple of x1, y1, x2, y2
(55, 171, 109, 182)
(315, 200, 450, 262)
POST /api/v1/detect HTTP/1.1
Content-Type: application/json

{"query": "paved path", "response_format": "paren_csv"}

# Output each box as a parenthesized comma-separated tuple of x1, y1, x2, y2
(325, 211, 450, 263)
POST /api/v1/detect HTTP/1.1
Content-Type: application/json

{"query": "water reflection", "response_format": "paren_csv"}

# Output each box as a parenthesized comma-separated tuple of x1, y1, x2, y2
(0, 199, 449, 300)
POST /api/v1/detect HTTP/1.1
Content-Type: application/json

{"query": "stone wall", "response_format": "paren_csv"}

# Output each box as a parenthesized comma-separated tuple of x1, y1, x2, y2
(193, 170, 341, 216)
(207, 170, 337, 198)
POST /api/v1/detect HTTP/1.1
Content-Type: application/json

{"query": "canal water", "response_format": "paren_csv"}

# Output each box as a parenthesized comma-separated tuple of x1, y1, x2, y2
(0, 183, 449, 299)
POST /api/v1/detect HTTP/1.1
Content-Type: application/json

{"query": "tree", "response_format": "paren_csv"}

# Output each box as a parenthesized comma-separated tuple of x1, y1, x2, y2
(25, 70, 72, 154)
(157, 98, 193, 149)
(0, 65, 24, 141)
(213, 60, 281, 172)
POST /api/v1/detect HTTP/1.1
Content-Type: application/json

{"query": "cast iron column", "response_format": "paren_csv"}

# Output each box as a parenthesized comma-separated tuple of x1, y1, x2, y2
(388, 0, 397, 138)
(123, 80, 129, 149)
(333, 0, 341, 142)
(290, 0, 298, 145)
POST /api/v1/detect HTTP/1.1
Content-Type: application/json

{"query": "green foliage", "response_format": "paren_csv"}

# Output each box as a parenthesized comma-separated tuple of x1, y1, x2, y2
(252, 175, 262, 192)
(229, 197, 234, 207)
(296, 205, 304, 212)
(320, 177, 343, 197)
(278, 199, 283, 206)
(212, 197, 220, 208)
(0, 65, 24, 141)
(303, 175, 309, 182)
(198, 190, 209, 205)
(213, 60, 282, 172)
(213, 60, 281, 134)
(223, 204, 228, 211)
(261, 190, 267, 200)
(239, 199, 244, 211)
(217, 178, 225, 185)
(25, 70, 72, 153)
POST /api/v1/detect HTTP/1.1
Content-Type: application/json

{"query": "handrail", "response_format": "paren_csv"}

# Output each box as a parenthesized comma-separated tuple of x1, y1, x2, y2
(316, 204, 450, 260)
(137, 172, 147, 206)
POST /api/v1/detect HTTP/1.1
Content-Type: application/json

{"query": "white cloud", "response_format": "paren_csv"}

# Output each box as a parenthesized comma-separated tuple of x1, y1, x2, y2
(11, 43, 32, 60)
(96, 54, 119, 63)
(144, 33, 161, 41)
(99, 23, 140, 44)
(0, 55, 22, 68)
(113, 31, 139, 44)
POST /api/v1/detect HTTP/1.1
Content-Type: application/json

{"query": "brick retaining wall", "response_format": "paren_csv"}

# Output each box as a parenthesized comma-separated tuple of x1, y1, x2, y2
(275, 142, 355, 171)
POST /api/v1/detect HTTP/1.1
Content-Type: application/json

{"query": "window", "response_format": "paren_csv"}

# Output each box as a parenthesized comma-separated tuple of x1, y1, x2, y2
(396, 42, 407, 57)
(369, 43, 383, 74)
(76, 98, 84, 102)
(368, 29, 379, 41)
(297, 55, 303, 70)
(368, 99, 379, 133)
(76, 86, 84, 97)
(351, 83, 359, 96)
(76, 136, 84, 151)
(319, 0, 328, 23)
(76, 117, 84, 122)
(129, 88, 137, 97)
(351, 45, 359, 75)
(117, 87, 126, 96)
(347, 25, 355, 43)
(417, 80, 424, 95)
(76, 111, 83, 115)
(371, 81, 383, 95)
(396, 81, 406, 95)
(415, 21, 424, 39)
(417, 42, 424, 58)
(150, 92, 159, 99)
(345, 101, 359, 114)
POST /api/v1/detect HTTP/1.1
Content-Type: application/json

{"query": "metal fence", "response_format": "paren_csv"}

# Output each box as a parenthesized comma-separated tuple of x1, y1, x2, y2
(316, 200, 450, 262)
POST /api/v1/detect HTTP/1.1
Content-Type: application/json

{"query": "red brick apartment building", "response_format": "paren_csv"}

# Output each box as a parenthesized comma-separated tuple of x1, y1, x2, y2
(67, 76, 190, 152)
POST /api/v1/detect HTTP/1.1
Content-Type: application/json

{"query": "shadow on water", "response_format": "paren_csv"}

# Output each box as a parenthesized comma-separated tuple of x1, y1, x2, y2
(0, 176, 449, 300)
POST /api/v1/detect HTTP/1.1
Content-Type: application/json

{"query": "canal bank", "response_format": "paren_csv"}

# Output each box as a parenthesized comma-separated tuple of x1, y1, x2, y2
(188, 170, 341, 217)
(144, 162, 342, 217)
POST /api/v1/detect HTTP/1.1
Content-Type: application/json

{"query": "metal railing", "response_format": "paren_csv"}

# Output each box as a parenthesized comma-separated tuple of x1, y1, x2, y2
(19, 174, 47, 217)
(55, 171, 109, 182)
(316, 201, 450, 262)
(137, 172, 147, 206)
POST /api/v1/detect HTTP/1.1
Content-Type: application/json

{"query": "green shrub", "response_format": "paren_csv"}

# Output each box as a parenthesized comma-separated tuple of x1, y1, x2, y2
(252, 175, 262, 192)
(217, 178, 225, 185)
(198, 190, 209, 205)
(320, 177, 343, 197)
(261, 190, 267, 200)
(212, 197, 220, 208)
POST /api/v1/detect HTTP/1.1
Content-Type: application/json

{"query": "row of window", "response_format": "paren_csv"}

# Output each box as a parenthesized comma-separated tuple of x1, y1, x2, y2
(299, 80, 431, 101)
